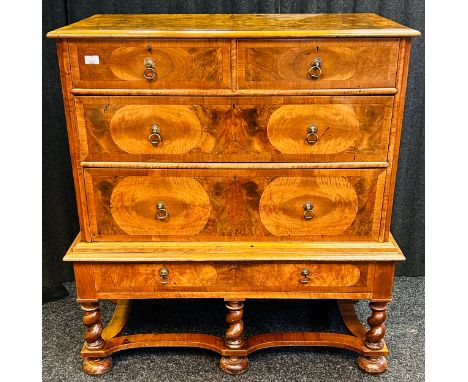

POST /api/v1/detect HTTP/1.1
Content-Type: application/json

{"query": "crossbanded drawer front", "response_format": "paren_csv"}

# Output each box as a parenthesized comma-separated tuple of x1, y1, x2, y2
(75, 96, 393, 163)
(68, 39, 231, 89)
(93, 262, 374, 295)
(84, 168, 386, 242)
(238, 39, 399, 90)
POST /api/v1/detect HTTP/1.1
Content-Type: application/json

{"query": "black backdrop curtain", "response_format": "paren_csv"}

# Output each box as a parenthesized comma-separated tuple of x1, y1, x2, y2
(42, 0, 425, 292)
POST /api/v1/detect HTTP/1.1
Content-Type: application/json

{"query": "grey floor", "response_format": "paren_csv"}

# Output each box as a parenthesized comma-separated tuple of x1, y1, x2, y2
(42, 277, 424, 382)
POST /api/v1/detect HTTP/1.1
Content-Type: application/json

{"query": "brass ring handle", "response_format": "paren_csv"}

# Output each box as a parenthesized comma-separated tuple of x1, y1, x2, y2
(159, 267, 169, 285)
(144, 58, 157, 81)
(144, 67, 156, 81)
(300, 268, 311, 284)
(148, 124, 163, 146)
(305, 125, 319, 145)
(156, 201, 169, 221)
(308, 58, 322, 79)
(303, 201, 315, 220)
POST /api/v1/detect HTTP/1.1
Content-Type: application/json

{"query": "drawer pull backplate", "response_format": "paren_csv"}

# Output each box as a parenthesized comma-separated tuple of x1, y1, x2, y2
(159, 267, 169, 285)
(305, 125, 319, 145)
(144, 57, 157, 81)
(300, 268, 311, 284)
(303, 201, 315, 220)
(308, 58, 322, 79)
(148, 124, 163, 146)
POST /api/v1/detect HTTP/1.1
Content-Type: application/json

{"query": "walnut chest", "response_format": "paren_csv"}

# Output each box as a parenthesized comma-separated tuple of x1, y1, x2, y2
(48, 13, 420, 375)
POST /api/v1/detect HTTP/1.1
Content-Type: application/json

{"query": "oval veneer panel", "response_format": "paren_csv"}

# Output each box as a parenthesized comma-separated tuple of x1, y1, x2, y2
(267, 104, 360, 154)
(259, 177, 359, 236)
(110, 176, 211, 235)
(109, 105, 202, 154)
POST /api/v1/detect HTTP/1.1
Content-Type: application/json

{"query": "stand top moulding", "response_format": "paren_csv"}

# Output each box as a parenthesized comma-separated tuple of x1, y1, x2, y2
(46, 13, 420, 39)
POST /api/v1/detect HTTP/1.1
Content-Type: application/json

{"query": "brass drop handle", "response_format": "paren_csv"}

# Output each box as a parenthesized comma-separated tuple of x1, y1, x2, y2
(300, 268, 311, 284)
(144, 57, 157, 81)
(308, 58, 322, 79)
(156, 201, 169, 221)
(148, 124, 162, 146)
(159, 267, 169, 285)
(303, 201, 315, 220)
(305, 125, 319, 145)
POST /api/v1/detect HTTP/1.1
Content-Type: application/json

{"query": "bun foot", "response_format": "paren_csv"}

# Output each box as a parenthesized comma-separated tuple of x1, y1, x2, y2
(357, 355, 387, 374)
(83, 356, 112, 375)
(220, 356, 249, 375)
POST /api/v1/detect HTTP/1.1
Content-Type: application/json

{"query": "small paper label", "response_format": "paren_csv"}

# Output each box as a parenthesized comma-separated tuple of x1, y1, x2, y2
(84, 55, 100, 64)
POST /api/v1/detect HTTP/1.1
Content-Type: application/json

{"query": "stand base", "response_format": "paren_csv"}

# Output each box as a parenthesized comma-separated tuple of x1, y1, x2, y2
(80, 300, 389, 375)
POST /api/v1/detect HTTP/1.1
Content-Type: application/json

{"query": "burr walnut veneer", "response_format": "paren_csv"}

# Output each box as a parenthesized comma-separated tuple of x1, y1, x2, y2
(48, 13, 419, 376)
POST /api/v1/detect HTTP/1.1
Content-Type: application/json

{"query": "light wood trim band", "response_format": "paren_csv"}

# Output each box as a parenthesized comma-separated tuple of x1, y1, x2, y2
(65, 252, 405, 262)
(71, 87, 398, 96)
(80, 161, 390, 169)
(64, 233, 405, 262)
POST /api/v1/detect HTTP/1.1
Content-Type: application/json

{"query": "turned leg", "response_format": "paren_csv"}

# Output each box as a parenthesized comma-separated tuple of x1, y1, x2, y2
(357, 301, 388, 374)
(81, 301, 112, 375)
(220, 300, 249, 375)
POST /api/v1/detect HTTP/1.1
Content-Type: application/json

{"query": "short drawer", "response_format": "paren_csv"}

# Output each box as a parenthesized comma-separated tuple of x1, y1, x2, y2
(76, 96, 393, 163)
(68, 39, 231, 89)
(238, 39, 399, 90)
(84, 168, 386, 242)
(93, 262, 374, 295)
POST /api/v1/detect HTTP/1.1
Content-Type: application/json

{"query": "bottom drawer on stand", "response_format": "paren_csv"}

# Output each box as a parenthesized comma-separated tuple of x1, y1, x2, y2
(93, 262, 375, 296)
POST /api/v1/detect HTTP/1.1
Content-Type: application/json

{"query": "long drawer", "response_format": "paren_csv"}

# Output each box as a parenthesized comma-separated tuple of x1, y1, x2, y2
(76, 96, 394, 163)
(238, 38, 400, 90)
(93, 262, 375, 295)
(84, 168, 386, 242)
(68, 39, 231, 89)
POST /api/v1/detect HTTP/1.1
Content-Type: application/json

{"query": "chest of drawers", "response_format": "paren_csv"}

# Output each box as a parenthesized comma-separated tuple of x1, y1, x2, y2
(48, 13, 419, 376)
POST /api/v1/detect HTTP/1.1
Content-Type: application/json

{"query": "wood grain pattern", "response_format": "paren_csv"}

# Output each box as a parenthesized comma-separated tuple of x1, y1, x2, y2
(101, 300, 132, 340)
(64, 232, 406, 263)
(110, 176, 211, 235)
(72, 87, 398, 96)
(81, 161, 389, 169)
(75, 96, 393, 163)
(238, 39, 399, 90)
(74, 263, 97, 300)
(93, 262, 372, 295)
(84, 168, 386, 242)
(47, 14, 420, 39)
(379, 38, 412, 241)
(82, 330, 387, 358)
(259, 177, 359, 236)
(56, 40, 92, 241)
(109, 105, 202, 154)
(371, 262, 396, 301)
(68, 39, 231, 89)
(233, 263, 366, 288)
